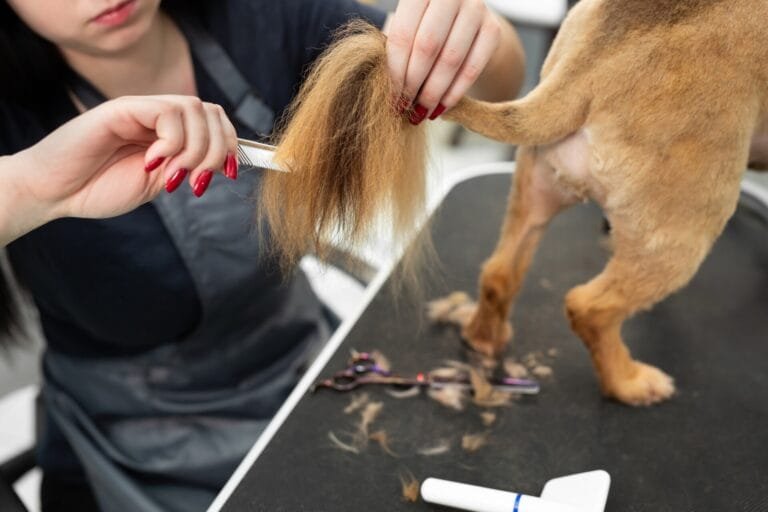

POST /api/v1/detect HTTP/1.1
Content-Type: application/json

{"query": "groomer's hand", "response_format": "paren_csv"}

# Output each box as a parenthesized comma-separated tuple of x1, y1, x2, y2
(0, 95, 238, 245)
(385, 0, 524, 124)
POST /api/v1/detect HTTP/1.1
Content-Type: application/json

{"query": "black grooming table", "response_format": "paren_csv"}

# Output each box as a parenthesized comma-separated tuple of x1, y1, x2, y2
(212, 166, 768, 512)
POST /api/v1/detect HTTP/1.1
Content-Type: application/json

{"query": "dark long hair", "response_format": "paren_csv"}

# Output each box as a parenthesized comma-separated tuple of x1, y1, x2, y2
(0, 261, 20, 346)
(0, 3, 70, 106)
(0, 0, 208, 346)
(0, 4, 48, 345)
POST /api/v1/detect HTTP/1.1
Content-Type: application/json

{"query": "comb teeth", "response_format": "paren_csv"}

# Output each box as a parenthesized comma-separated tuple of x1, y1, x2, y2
(234, 139, 286, 172)
(236, 145, 253, 167)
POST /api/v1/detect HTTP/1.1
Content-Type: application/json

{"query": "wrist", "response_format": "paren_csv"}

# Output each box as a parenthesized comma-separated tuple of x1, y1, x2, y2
(0, 150, 61, 245)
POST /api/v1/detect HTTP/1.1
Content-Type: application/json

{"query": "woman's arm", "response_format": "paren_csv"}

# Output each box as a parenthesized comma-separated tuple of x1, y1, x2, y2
(469, 14, 525, 102)
(0, 95, 238, 246)
(0, 152, 54, 246)
(384, 0, 525, 123)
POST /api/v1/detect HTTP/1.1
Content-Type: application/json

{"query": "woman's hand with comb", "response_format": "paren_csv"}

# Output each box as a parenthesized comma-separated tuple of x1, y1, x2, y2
(0, 95, 238, 245)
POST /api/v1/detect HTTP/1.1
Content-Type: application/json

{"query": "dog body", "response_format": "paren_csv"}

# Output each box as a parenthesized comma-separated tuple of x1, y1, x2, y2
(262, 8, 765, 405)
(446, 0, 768, 405)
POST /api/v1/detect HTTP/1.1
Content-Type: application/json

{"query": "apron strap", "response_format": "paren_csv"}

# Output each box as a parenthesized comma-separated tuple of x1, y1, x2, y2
(175, 15, 275, 138)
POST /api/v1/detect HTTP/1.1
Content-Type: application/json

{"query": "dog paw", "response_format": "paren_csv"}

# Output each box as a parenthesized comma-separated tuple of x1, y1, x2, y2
(462, 318, 513, 358)
(606, 362, 676, 407)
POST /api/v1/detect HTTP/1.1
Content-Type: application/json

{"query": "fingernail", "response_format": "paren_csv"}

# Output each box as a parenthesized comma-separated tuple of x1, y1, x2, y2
(409, 104, 428, 125)
(224, 154, 238, 180)
(193, 170, 214, 197)
(145, 157, 165, 172)
(396, 95, 410, 115)
(429, 103, 447, 121)
(165, 168, 188, 193)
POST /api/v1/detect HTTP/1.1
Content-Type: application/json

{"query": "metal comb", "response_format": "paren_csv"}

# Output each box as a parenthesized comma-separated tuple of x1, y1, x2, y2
(236, 138, 287, 173)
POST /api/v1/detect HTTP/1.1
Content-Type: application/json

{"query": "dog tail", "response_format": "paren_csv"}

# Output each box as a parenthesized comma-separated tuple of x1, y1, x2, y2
(261, 20, 430, 271)
(445, 68, 590, 146)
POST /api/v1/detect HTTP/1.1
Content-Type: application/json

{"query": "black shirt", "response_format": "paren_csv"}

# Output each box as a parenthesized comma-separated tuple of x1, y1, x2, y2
(0, 0, 386, 357)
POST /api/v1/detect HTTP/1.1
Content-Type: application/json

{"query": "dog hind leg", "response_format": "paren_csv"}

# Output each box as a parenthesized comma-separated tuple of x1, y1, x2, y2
(564, 192, 740, 406)
(463, 146, 580, 357)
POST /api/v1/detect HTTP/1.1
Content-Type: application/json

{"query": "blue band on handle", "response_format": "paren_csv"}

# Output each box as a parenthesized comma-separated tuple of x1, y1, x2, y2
(513, 494, 522, 512)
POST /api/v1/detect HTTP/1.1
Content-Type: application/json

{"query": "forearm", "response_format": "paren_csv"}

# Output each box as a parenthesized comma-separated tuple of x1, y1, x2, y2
(470, 15, 526, 102)
(0, 152, 58, 246)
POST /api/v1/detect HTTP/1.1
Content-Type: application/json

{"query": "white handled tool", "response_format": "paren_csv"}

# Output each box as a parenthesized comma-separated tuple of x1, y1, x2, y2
(421, 470, 610, 512)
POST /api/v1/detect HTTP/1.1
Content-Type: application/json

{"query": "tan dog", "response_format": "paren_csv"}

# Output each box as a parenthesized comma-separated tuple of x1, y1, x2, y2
(263, 6, 766, 407)
(446, 0, 768, 406)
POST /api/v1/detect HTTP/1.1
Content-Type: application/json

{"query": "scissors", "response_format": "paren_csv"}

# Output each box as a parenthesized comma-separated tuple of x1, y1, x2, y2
(236, 138, 287, 172)
(312, 352, 540, 395)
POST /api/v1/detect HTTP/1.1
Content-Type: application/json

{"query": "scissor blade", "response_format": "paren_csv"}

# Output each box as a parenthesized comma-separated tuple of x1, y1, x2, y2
(236, 138, 288, 173)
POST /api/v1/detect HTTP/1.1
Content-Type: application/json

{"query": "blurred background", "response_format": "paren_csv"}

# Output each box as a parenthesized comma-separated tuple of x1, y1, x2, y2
(1, 1, 766, 510)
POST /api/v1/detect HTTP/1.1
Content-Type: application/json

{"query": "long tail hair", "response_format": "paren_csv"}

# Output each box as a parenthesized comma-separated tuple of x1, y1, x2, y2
(260, 20, 587, 269)
(260, 21, 429, 269)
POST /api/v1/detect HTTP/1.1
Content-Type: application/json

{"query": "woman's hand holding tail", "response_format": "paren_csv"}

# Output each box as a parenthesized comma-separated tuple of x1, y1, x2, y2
(385, 0, 525, 124)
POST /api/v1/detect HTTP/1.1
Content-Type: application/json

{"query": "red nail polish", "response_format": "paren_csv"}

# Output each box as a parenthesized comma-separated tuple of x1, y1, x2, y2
(165, 168, 188, 193)
(396, 95, 411, 115)
(429, 103, 447, 121)
(224, 154, 238, 180)
(409, 104, 428, 125)
(145, 157, 165, 172)
(193, 170, 214, 197)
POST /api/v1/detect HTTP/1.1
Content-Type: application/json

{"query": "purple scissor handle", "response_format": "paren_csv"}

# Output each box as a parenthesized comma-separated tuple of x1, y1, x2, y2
(312, 353, 540, 394)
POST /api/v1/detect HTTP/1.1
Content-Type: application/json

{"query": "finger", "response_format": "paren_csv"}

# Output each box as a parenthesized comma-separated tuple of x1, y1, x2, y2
(415, 0, 484, 116)
(402, 0, 462, 105)
(385, 0, 430, 106)
(103, 96, 184, 169)
(162, 97, 210, 183)
(440, 14, 501, 111)
(143, 105, 185, 172)
(216, 106, 239, 180)
(186, 104, 230, 197)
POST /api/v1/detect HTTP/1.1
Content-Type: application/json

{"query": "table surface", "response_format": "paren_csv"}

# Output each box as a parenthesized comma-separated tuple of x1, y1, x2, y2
(214, 169, 768, 512)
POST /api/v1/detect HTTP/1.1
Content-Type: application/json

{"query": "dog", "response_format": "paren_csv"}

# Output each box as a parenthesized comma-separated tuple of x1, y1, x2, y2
(447, 0, 768, 406)
(263, 2, 767, 407)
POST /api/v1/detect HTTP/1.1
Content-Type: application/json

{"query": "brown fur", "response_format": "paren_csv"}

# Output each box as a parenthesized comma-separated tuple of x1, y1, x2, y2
(455, 0, 768, 406)
(263, 1, 767, 406)
(260, 21, 428, 268)
(399, 471, 420, 503)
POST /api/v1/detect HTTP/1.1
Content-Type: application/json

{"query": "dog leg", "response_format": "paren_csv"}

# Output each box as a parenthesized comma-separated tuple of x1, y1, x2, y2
(565, 258, 676, 406)
(464, 146, 578, 357)
(564, 210, 737, 406)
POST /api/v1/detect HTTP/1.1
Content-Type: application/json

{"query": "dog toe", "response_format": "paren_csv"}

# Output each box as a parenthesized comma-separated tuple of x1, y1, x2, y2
(607, 362, 676, 407)
(462, 319, 512, 358)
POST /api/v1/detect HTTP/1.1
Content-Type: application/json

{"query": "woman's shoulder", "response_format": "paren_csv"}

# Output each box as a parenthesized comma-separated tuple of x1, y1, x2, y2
(208, 0, 386, 49)
(190, 0, 386, 114)
(0, 93, 75, 155)
(0, 100, 48, 155)
(215, 0, 384, 21)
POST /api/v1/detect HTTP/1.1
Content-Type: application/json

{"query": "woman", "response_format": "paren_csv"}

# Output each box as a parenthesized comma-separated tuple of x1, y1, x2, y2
(0, 0, 525, 510)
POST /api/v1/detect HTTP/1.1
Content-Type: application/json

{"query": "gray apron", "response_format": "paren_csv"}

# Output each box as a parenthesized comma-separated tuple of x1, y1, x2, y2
(42, 19, 330, 512)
